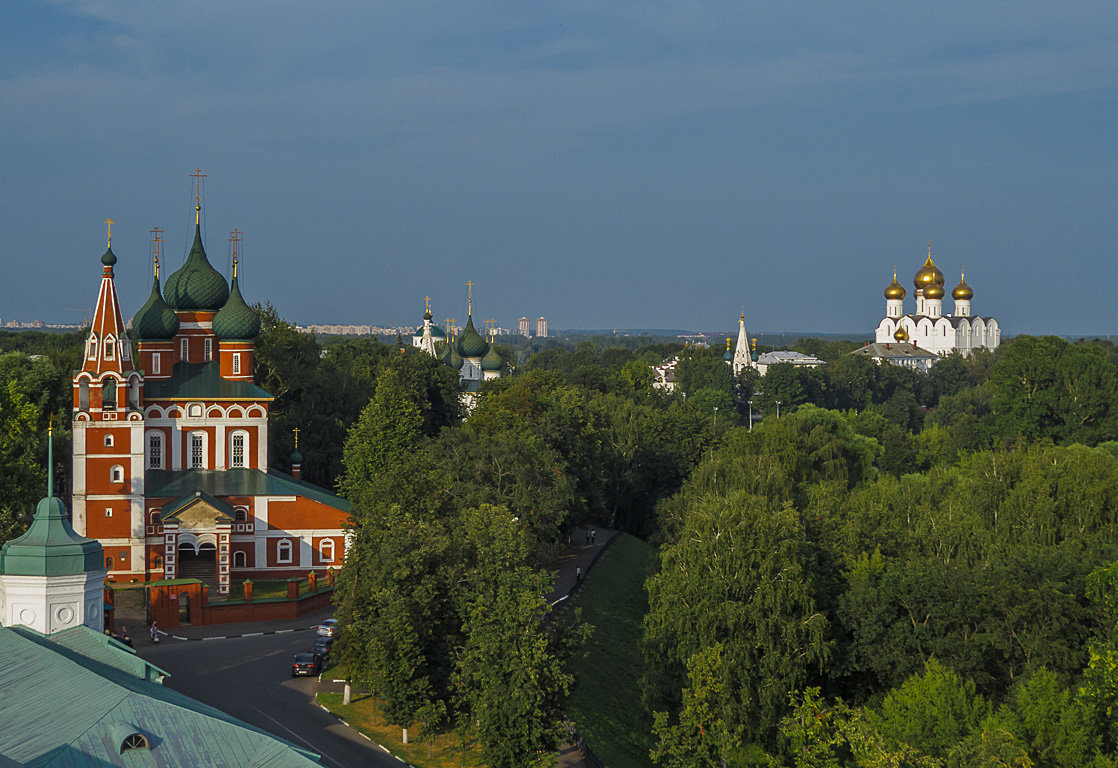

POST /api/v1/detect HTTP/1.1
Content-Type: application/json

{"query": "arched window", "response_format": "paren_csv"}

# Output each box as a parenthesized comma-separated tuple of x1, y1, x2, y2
(321, 539, 335, 563)
(180, 337, 189, 362)
(104, 435, 114, 447)
(102, 380, 117, 410)
(277, 539, 293, 564)
(110, 465, 125, 484)
(78, 380, 90, 411)
(230, 431, 247, 468)
(147, 432, 163, 469)
(105, 556, 113, 568)
(87, 336, 98, 359)
(187, 403, 203, 418)
(104, 338, 115, 360)
(204, 337, 213, 362)
(153, 555, 163, 568)
(233, 550, 247, 568)
(189, 432, 205, 469)
(152, 353, 161, 375)
(120, 733, 149, 752)
(150, 510, 161, 526)
(234, 507, 247, 521)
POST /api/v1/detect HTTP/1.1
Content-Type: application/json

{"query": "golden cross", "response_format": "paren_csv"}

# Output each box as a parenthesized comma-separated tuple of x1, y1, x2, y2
(447, 318, 455, 337)
(228, 229, 243, 277)
(190, 168, 206, 222)
(292, 427, 300, 450)
(150, 226, 164, 277)
(424, 296, 431, 313)
(465, 281, 474, 315)
(927, 241, 932, 259)
(105, 218, 115, 247)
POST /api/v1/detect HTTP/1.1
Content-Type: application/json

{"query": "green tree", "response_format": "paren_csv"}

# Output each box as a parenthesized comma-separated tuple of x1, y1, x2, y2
(651, 644, 744, 768)
(644, 492, 829, 743)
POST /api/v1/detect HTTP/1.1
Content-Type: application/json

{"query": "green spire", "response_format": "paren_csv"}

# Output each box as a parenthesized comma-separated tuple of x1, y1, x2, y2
(0, 425, 103, 577)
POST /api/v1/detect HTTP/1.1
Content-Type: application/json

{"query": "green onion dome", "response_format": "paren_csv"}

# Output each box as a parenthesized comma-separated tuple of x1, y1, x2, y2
(212, 276, 261, 340)
(723, 338, 733, 361)
(448, 342, 464, 370)
(132, 276, 180, 340)
(289, 448, 303, 466)
(101, 247, 117, 266)
(481, 345, 503, 371)
(165, 224, 230, 311)
(456, 316, 489, 358)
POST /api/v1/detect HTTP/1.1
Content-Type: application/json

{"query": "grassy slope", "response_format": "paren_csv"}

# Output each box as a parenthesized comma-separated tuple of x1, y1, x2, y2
(566, 534, 657, 768)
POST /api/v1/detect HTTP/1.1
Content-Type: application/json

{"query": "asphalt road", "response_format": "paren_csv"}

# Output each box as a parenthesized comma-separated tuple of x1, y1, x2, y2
(138, 629, 398, 768)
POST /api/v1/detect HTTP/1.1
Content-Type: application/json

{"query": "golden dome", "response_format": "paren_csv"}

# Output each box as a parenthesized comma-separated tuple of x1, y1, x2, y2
(924, 281, 945, 300)
(952, 272, 973, 301)
(884, 270, 906, 300)
(894, 325, 909, 342)
(913, 243, 945, 291)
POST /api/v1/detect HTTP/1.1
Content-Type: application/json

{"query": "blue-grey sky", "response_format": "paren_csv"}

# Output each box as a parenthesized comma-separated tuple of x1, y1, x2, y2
(2, 1, 1116, 335)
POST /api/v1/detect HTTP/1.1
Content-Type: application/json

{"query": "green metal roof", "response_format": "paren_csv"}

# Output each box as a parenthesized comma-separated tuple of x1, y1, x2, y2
(144, 361, 273, 401)
(212, 276, 261, 341)
(164, 223, 230, 311)
(145, 468, 350, 513)
(132, 276, 181, 340)
(0, 625, 322, 767)
(456, 316, 488, 358)
(0, 496, 102, 577)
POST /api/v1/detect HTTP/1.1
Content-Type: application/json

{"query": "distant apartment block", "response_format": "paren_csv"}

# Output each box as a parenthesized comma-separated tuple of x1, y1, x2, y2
(536, 316, 548, 338)
(518, 316, 530, 336)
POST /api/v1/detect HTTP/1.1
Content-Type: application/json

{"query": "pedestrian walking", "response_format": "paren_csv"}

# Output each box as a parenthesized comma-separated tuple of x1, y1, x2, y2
(150, 621, 159, 644)
(576, 566, 582, 581)
(591, 529, 597, 545)
(584, 530, 590, 545)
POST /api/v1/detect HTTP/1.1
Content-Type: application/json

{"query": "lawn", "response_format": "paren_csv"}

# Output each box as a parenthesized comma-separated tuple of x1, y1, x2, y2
(566, 533, 658, 768)
(317, 691, 486, 768)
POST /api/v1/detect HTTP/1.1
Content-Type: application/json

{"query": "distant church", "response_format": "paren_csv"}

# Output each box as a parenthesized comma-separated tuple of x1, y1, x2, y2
(72, 175, 349, 596)
(874, 244, 1000, 356)
(413, 287, 504, 390)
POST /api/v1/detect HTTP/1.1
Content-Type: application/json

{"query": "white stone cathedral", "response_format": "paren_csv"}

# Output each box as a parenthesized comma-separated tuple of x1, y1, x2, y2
(874, 245, 1000, 356)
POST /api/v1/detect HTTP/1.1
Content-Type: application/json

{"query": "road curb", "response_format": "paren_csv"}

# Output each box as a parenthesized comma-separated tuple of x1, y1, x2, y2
(315, 692, 418, 767)
(164, 625, 316, 642)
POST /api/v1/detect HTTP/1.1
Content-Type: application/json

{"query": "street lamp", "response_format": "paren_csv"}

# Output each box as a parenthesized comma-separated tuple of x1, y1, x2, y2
(748, 400, 753, 430)
(776, 400, 782, 419)
(713, 406, 718, 427)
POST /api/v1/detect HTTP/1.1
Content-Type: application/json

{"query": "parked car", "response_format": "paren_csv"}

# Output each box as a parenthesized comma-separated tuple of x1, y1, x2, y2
(291, 652, 321, 677)
(315, 618, 338, 637)
(308, 637, 332, 664)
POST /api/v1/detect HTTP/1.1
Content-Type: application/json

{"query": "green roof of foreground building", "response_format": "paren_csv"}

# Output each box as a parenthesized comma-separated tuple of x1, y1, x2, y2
(0, 624, 322, 767)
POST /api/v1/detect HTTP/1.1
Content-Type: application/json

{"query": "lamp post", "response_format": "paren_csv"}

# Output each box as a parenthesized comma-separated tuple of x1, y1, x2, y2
(748, 400, 753, 430)
(776, 400, 782, 419)
(713, 406, 718, 428)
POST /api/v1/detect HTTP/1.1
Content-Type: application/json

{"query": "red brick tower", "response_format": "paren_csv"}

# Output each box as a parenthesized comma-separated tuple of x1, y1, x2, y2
(71, 220, 146, 579)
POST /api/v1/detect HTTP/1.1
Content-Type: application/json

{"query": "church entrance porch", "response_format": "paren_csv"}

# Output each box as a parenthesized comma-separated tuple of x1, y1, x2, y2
(177, 541, 217, 588)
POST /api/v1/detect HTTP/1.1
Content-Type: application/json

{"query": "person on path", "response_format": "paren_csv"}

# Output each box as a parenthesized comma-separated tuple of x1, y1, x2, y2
(576, 566, 582, 581)
(119, 625, 133, 647)
(150, 621, 159, 644)
(591, 529, 597, 545)
(584, 529, 590, 545)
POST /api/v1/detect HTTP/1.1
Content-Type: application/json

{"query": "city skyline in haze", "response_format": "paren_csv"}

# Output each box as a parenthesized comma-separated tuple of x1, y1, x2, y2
(2, 1, 1116, 336)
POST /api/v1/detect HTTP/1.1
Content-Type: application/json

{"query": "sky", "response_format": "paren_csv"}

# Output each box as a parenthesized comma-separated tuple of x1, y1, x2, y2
(1, 1, 1116, 336)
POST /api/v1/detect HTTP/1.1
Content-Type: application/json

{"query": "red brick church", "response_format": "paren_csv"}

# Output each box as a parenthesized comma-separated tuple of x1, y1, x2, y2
(72, 196, 349, 595)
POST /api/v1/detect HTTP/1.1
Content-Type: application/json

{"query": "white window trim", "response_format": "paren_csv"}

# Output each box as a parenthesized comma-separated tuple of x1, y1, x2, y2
(229, 430, 249, 468)
(110, 465, 124, 483)
(188, 431, 207, 469)
(276, 539, 293, 564)
(146, 431, 164, 470)
(232, 352, 241, 375)
(104, 435, 114, 447)
(152, 353, 161, 375)
(104, 338, 115, 360)
(105, 507, 113, 517)
(180, 337, 189, 362)
(233, 550, 247, 568)
(321, 539, 335, 562)
(204, 337, 213, 362)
